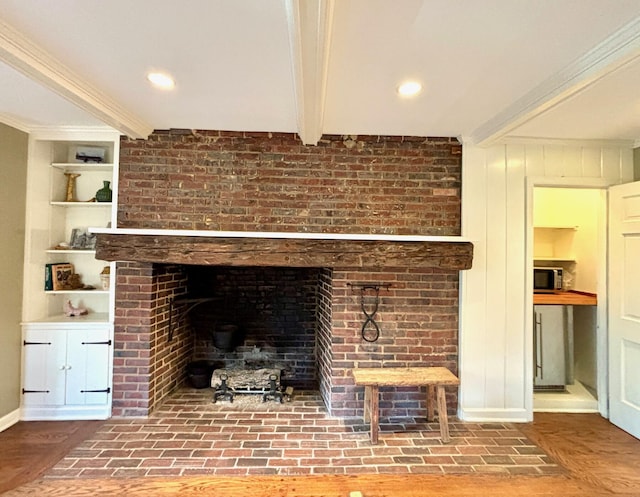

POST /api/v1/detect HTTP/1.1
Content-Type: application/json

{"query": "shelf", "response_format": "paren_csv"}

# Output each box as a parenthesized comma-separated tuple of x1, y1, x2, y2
(51, 163, 114, 172)
(46, 249, 97, 255)
(45, 290, 109, 295)
(50, 201, 112, 207)
(23, 312, 110, 325)
(534, 257, 576, 262)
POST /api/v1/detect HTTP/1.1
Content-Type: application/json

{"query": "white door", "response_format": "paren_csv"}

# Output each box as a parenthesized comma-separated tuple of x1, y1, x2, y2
(609, 181, 640, 439)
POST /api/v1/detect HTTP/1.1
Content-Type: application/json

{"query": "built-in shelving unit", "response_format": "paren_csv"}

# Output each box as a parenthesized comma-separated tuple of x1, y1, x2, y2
(21, 129, 120, 420)
(533, 226, 577, 263)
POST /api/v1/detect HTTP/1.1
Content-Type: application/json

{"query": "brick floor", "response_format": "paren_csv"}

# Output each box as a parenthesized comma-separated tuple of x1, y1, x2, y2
(45, 388, 561, 478)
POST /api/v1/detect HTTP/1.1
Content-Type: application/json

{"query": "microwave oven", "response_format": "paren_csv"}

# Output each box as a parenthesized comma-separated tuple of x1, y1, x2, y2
(533, 267, 563, 291)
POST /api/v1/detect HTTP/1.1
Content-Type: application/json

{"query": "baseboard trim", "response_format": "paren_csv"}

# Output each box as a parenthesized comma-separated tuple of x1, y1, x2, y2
(0, 408, 21, 432)
(458, 407, 531, 423)
(20, 405, 111, 421)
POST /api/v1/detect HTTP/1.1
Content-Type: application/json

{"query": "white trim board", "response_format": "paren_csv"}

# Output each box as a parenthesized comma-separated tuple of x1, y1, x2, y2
(0, 408, 20, 432)
(90, 227, 472, 243)
(458, 408, 531, 423)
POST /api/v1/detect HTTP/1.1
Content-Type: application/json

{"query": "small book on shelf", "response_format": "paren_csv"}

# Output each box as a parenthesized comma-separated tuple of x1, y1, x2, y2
(45, 263, 74, 291)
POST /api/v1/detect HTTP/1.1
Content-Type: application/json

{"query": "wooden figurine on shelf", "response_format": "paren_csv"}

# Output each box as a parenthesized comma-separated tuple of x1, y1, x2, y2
(64, 300, 87, 317)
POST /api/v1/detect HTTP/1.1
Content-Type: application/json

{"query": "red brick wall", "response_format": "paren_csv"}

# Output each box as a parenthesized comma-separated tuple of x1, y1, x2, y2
(118, 131, 461, 236)
(112, 262, 190, 417)
(329, 267, 459, 418)
(114, 130, 462, 417)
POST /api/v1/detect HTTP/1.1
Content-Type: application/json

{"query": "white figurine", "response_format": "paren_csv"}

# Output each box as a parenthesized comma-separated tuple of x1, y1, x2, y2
(64, 300, 88, 317)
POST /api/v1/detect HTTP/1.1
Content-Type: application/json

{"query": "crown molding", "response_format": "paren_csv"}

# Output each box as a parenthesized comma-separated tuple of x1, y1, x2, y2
(27, 125, 121, 141)
(0, 114, 120, 138)
(471, 15, 640, 147)
(0, 112, 31, 133)
(285, 0, 335, 145)
(0, 19, 152, 139)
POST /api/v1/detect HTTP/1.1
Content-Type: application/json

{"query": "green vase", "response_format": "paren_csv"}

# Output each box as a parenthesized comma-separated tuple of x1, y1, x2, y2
(95, 180, 112, 202)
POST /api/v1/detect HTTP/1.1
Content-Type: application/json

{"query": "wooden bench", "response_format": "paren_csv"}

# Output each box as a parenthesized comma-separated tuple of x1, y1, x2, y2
(352, 367, 460, 444)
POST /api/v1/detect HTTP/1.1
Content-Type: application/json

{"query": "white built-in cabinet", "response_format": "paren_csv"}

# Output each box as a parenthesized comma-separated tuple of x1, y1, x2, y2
(22, 319, 112, 419)
(21, 129, 119, 420)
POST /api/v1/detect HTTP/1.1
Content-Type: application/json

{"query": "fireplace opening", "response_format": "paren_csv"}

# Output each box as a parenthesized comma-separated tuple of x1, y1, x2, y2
(185, 265, 328, 392)
(112, 260, 462, 418)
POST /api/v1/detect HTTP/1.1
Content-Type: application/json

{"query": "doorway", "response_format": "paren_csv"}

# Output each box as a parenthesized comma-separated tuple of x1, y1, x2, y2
(530, 186, 606, 414)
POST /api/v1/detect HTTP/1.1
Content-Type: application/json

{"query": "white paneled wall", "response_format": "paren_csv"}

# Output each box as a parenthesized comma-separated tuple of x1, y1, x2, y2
(459, 142, 633, 422)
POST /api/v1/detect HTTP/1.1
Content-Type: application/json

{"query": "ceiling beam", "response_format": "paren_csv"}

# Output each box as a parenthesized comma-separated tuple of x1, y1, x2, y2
(0, 19, 153, 139)
(471, 16, 640, 147)
(285, 0, 335, 146)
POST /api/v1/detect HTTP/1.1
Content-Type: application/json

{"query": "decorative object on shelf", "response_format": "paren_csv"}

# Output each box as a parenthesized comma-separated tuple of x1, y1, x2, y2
(95, 180, 112, 202)
(73, 146, 106, 163)
(64, 173, 81, 202)
(48, 263, 92, 290)
(66, 273, 87, 290)
(51, 263, 74, 290)
(63, 299, 88, 317)
(100, 266, 110, 290)
(69, 228, 97, 249)
(44, 262, 63, 291)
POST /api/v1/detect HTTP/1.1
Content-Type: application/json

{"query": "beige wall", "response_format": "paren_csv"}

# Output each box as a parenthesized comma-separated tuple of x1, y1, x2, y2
(0, 123, 28, 421)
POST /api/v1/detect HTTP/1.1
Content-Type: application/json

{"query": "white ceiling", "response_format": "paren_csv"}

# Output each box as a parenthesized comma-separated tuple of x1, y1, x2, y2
(1, 0, 640, 145)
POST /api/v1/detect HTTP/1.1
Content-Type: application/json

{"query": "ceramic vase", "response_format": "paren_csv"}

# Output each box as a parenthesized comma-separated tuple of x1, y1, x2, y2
(95, 180, 112, 202)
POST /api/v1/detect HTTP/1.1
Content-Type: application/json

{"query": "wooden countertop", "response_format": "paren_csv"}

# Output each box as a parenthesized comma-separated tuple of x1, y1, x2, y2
(533, 290, 597, 305)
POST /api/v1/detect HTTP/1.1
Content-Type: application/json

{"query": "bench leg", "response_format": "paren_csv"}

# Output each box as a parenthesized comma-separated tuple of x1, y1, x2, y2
(436, 385, 450, 443)
(370, 385, 379, 444)
(427, 384, 436, 422)
(363, 386, 371, 422)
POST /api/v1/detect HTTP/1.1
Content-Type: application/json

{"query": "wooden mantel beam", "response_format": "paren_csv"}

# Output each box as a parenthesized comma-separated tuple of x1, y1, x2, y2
(95, 234, 473, 270)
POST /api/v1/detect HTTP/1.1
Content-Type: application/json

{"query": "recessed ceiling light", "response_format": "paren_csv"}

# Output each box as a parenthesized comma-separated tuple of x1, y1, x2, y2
(397, 81, 422, 97)
(147, 72, 175, 90)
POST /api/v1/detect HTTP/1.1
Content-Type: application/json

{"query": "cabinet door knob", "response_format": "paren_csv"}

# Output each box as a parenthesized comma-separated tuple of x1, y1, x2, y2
(60, 365, 66, 370)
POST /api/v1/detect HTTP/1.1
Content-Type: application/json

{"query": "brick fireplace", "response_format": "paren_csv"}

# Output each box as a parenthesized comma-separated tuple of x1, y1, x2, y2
(99, 131, 470, 418)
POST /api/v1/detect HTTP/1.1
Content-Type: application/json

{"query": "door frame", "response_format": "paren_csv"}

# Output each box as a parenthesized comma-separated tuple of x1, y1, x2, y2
(525, 176, 610, 417)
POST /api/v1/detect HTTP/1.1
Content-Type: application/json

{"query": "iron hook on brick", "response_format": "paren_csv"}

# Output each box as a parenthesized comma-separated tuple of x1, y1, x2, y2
(348, 283, 391, 342)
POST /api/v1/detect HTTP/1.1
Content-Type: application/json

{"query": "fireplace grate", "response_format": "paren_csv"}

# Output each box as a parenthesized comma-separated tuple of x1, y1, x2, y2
(211, 367, 290, 403)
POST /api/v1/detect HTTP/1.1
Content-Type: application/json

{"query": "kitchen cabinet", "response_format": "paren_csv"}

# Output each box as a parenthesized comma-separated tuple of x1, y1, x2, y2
(534, 305, 571, 390)
(21, 319, 112, 420)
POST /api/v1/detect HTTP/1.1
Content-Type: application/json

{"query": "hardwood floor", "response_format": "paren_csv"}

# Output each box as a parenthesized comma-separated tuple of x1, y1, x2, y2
(2, 413, 639, 497)
(0, 420, 102, 494)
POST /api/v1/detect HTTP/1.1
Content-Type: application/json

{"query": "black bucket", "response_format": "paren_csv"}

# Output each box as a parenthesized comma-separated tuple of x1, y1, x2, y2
(186, 360, 215, 389)
(213, 324, 239, 351)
